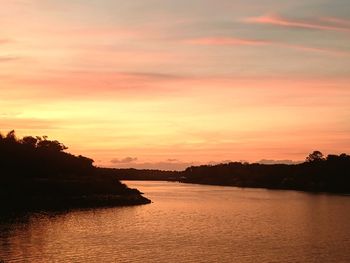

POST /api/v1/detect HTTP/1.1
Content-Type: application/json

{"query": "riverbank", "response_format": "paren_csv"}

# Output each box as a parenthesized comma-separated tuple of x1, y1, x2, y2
(107, 153, 350, 195)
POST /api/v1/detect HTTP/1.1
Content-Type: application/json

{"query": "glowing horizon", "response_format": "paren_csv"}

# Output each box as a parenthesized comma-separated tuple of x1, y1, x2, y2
(1, 0, 350, 170)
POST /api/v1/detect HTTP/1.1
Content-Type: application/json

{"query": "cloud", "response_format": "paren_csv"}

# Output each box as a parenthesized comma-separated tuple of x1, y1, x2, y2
(167, 158, 179, 162)
(185, 37, 269, 46)
(0, 117, 56, 130)
(52, 27, 151, 39)
(117, 72, 182, 80)
(0, 39, 11, 44)
(2, 70, 188, 101)
(0, 56, 19, 62)
(111, 157, 138, 164)
(257, 159, 302, 165)
(321, 17, 350, 27)
(280, 43, 350, 57)
(110, 161, 195, 171)
(244, 14, 350, 33)
(186, 36, 350, 57)
(207, 160, 233, 165)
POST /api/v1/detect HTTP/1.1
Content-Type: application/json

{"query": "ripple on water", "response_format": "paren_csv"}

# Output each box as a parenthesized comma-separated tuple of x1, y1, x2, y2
(1, 181, 350, 263)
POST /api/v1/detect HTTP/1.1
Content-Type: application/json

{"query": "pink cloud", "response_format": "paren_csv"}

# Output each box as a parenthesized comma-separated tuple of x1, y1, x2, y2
(0, 39, 10, 44)
(0, 118, 56, 130)
(0, 56, 19, 62)
(282, 44, 350, 57)
(186, 36, 350, 57)
(185, 37, 269, 46)
(49, 27, 154, 39)
(108, 160, 196, 171)
(321, 17, 350, 27)
(244, 14, 350, 33)
(111, 157, 138, 164)
(2, 70, 187, 101)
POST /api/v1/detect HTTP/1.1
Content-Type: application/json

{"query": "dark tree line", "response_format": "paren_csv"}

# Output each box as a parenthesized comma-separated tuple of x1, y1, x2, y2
(98, 150, 350, 194)
(0, 130, 149, 211)
(2, 128, 348, 210)
(181, 151, 350, 193)
(97, 167, 181, 181)
(0, 130, 94, 178)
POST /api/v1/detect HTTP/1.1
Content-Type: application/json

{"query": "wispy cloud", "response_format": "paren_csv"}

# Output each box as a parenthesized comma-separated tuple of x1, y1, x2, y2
(244, 14, 350, 33)
(257, 159, 302, 165)
(2, 70, 186, 100)
(47, 27, 156, 40)
(185, 37, 269, 46)
(320, 17, 350, 27)
(117, 72, 182, 80)
(0, 39, 11, 44)
(186, 36, 350, 57)
(110, 160, 195, 171)
(281, 43, 350, 57)
(0, 117, 55, 130)
(111, 157, 138, 164)
(0, 56, 19, 62)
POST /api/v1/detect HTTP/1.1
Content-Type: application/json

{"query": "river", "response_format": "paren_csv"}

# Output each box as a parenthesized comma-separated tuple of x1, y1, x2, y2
(1, 181, 350, 262)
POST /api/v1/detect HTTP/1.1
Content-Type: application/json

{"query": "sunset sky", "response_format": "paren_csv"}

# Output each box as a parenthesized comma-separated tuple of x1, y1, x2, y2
(1, 0, 350, 170)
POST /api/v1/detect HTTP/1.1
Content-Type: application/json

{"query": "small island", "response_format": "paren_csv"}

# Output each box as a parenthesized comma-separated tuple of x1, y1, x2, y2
(0, 131, 150, 212)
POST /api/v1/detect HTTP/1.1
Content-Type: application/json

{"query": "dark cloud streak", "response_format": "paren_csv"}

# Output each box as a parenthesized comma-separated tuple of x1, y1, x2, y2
(111, 157, 138, 164)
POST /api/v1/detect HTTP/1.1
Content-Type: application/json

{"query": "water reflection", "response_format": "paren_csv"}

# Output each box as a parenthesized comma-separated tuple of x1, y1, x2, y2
(1, 181, 350, 262)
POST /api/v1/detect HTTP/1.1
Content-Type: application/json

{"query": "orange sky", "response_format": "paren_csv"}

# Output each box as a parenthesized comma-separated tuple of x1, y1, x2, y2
(1, 1, 350, 170)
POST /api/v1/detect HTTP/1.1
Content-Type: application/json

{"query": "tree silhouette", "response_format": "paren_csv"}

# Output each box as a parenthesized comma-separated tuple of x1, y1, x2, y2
(306, 151, 325, 162)
(0, 130, 150, 211)
(21, 136, 38, 147)
(5, 130, 17, 143)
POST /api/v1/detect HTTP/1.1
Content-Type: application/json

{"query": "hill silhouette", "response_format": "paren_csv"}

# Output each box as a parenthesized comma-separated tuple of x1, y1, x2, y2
(0, 130, 150, 212)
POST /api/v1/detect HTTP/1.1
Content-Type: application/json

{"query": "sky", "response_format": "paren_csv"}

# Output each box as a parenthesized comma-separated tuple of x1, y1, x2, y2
(1, 0, 350, 170)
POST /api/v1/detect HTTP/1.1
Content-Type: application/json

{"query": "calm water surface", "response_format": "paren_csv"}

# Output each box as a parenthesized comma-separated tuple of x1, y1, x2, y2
(1, 181, 350, 262)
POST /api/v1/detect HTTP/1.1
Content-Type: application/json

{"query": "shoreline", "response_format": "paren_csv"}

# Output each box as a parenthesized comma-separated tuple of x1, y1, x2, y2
(0, 193, 151, 214)
(123, 179, 350, 196)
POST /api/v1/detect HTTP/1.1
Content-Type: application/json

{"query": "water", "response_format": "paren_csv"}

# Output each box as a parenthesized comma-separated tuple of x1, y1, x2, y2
(1, 181, 350, 263)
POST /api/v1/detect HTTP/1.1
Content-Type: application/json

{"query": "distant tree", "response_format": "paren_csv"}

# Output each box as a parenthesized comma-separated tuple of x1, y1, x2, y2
(339, 153, 350, 161)
(326, 154, 338, 161)
(5, 130, 17, 143)
(78, 155, 94, 166)
(306, 151, 325, 162)
(21, 136, 38, 148)
(326, 153, 350, 162)
(37, 139, 67, 152)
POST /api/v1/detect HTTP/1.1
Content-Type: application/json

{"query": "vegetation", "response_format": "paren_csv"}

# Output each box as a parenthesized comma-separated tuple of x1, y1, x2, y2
(181, 151, 350, 194)
(97, 167, 181, 181)
(2, 128, 348, 210)
(107, 150, 350, 194)
(0, 130, 150, 212)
